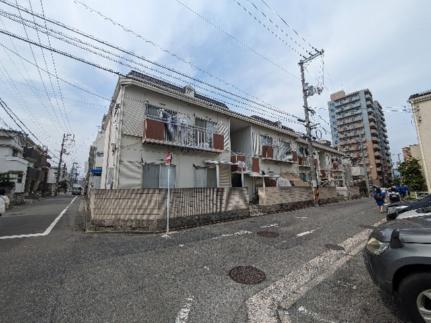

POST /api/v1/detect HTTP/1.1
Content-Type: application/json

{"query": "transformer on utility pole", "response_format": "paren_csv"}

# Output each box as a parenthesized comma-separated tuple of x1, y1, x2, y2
(299, 49, 324, 206)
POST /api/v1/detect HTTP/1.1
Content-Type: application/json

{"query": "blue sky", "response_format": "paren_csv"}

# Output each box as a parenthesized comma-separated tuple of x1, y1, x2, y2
(0, 0, 429, 173)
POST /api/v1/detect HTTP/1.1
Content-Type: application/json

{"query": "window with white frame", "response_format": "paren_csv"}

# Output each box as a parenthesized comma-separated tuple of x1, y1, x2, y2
(142, 164, 176, 188)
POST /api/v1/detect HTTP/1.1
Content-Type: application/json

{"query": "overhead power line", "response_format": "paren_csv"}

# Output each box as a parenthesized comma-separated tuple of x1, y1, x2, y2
(26, 0, 70, 131)
(13, 0, 69, 133)
(258, 0, 318, 52)
(0, 97, 59, 159)
(0, 42, 110, 101)
(0, 4, 302, 123)
(35, 0, 72, 131)
(0, 26, 302, 126)
(170, 0, 298, 79)
(233, 0, 304, 57)
(72, 0, 293, 100)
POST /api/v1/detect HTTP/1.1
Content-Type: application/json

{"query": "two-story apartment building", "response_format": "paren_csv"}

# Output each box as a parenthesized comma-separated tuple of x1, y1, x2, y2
(101, 72, 232, 190)
(99, 71, 348, 199)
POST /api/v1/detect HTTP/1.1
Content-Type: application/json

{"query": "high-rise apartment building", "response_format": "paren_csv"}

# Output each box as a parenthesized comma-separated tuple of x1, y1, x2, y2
(409, 90, 431, 192)
(328, 89, 392, 186)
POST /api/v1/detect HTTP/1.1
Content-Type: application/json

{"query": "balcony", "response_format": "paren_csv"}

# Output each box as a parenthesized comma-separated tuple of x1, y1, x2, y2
(369, 121, 377, 129)
(143, 117, 224, 152)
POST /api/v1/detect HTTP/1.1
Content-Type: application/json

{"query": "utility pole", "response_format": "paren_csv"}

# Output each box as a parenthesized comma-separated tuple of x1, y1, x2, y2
(299, 49, 324, 206)
(358, 139, 370, 195)
(55, 133, 74, 195)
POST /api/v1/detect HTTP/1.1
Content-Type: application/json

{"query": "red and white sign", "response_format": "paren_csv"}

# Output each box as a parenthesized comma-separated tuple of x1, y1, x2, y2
(164, 152, 173, 165)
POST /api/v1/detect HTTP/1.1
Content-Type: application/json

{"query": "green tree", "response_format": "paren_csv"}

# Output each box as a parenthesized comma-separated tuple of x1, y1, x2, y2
(398, 158, 426, 191)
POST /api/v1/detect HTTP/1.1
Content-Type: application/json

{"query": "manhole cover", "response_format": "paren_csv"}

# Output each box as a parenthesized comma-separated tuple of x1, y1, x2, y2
(359, 224, 375, 229)
(325, 244, 345, 251)
(229, 266, 266, 285)
(257, 230, 279, 238)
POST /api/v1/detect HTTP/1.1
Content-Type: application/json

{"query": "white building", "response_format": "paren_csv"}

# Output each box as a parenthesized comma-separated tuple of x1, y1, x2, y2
(88, 130, 105, 189)
(96, 71, 348, 200)
(0, 129, 28, 193)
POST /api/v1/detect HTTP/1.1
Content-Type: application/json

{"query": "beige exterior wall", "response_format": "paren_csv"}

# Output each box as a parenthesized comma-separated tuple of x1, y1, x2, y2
(102, 82, 232, 190)
(411, 92, 431, 192)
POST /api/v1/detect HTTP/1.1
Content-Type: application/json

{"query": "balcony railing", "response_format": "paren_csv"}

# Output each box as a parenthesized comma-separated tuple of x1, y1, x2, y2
(143, 117, 224, 152)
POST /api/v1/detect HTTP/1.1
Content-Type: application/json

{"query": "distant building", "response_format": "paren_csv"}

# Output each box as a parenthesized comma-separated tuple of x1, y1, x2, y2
(328, 89, 392, 187)
(0, 129, 28, 194)
(0, 128, 52, 197)
(409, 90, 431, 192)
(87, 128, 105, 189)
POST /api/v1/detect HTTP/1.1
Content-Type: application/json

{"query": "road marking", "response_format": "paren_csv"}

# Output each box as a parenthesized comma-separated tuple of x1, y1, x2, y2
(260, 223, 279, 228)
(0, 197, 77, 240)
(295, 216, 308, 219)
(175, 296, 195, 323)
(211, 230, 252, 240)
(296, 229, 316, 237)
(246, 219, 385, 323)
(281, 305, 337, 323)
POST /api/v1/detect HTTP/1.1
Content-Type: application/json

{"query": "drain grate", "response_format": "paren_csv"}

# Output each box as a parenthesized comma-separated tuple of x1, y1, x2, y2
(256, 230, 279, 238)
(325, 244, 345, 251)
(359, 224, 375, 229)
(229, 266, 266, 285)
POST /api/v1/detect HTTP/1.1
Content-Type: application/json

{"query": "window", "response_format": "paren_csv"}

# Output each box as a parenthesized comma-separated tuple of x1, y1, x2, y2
(194, 167, 217, 188)
(146, 104, 162, 119)
(260, 135, 273, 146)
(17, 173, 23, 184)
(12, 149, 18, 157)
(279, 141, 292, 160)
(142, 164, 176, 188)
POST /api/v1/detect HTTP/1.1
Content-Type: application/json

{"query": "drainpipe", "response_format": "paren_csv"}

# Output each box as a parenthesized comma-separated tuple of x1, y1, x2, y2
(216, 163, 220, 187)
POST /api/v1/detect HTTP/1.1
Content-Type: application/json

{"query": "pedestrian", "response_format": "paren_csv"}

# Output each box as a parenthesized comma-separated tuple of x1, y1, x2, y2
(373, 187, 385, 213)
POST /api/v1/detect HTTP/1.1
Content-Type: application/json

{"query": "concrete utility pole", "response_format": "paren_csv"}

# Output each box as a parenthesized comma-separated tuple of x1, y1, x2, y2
(299, 49, 324, 206)
(358, 139, 371, 195)
(55, 133, 73, 195)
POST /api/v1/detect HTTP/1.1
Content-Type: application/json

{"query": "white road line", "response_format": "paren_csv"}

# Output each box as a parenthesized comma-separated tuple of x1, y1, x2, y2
(246, 219, 386, 323)
(296, 229, 316, 237)
(260, 223, 279, 229)
(175, 296, 195, 323)
(281, 305, 337, 323)
(0, 197, 77, 240)
(211, 230, 252, 240)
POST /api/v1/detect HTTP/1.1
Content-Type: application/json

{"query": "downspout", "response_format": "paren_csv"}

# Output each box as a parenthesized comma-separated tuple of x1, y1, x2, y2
(115, 84, 127, 189)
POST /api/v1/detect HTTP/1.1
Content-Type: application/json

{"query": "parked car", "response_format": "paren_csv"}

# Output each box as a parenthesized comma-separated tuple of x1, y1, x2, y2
(0, 197, 5, 216)
(71, 185, 82, 196)
(386, 194, 431, 221)
(364, 215, 431, 323)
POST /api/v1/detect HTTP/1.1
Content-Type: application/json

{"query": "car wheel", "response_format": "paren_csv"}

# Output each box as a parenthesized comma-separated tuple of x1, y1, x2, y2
(399, 273, 431, 323)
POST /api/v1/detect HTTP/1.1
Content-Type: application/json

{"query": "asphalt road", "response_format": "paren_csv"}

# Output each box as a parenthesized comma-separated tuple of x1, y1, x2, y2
(0, 196, 75, 236)
(0, 197, 405, 323)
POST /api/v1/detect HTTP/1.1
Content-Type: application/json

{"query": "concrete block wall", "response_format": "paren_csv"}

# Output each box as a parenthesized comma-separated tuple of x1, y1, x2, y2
(258, 186, 338, 206)
(258, 187, 313, 206)
(89, 187, 249, 231)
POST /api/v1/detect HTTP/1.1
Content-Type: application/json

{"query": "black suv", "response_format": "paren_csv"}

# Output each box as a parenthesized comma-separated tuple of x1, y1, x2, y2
(364, 215, 431, 322)
(387, 194, 431, 221)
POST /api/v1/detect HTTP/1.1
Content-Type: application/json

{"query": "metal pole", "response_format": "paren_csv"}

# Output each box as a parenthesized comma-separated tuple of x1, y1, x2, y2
(166, 164, 170, 234)
(299, 61, 319, 205)
(359, 140, 370, 195)
(55, 133, 66, 196)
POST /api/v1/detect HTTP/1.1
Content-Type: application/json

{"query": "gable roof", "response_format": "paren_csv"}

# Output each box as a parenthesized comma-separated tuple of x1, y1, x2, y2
(127, 71, 228, 109)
